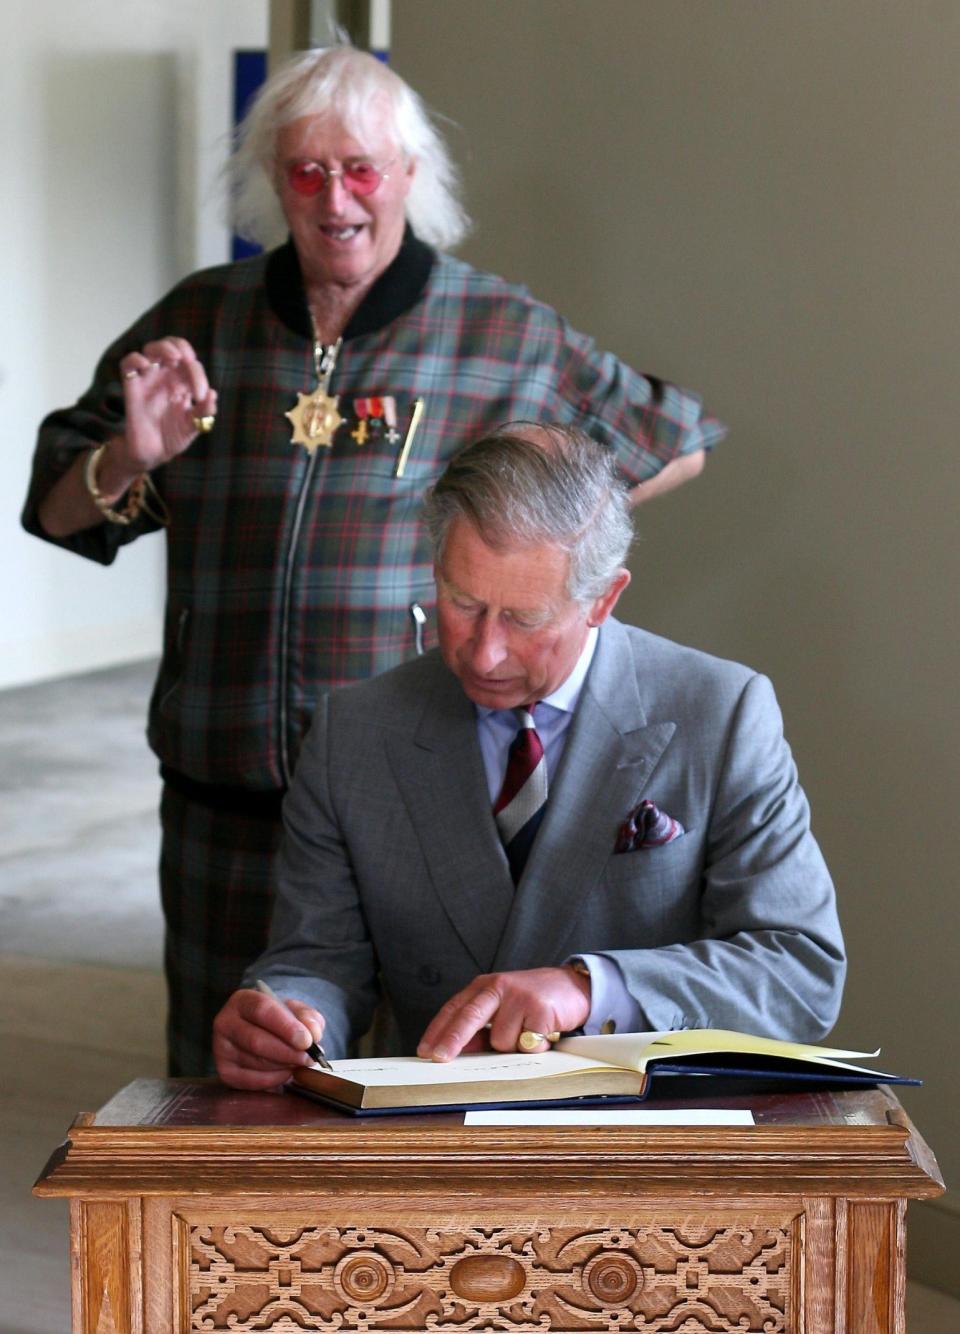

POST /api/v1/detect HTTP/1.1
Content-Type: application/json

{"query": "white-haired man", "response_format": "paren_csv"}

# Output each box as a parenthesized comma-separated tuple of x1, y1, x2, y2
(24, 46, 725, 1075)
(214, 426, 843, 1089)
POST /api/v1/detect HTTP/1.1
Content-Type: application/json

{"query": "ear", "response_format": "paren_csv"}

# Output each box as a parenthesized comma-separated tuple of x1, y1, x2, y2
(586, 569, 630, 627)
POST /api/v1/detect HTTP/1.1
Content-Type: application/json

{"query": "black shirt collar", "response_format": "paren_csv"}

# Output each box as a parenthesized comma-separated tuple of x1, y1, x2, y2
(264, 225, 435, 341)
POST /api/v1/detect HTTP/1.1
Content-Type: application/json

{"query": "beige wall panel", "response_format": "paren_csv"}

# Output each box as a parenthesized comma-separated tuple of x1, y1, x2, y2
(392, 0, 960, 1233)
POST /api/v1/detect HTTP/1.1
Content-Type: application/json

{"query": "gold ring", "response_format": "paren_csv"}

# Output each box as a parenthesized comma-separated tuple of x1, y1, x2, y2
(191, 415, 216, 433)
(122, 369, 139, 380)
(517, 1029, 561, 1052)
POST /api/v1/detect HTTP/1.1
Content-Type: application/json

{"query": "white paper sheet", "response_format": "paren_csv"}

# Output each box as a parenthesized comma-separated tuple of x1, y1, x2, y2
(464, 1108, 755, 1126)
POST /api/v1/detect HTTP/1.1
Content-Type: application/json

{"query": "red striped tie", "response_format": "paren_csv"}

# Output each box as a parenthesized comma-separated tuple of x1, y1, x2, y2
(494, 706, 548, 882)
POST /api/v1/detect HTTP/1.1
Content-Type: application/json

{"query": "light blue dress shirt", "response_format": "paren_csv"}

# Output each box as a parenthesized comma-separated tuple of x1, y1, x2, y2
(474, 627, 643, 1036)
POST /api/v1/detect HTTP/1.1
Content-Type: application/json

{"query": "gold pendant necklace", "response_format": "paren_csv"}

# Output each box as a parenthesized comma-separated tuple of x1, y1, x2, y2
(285, 333, 344, 453)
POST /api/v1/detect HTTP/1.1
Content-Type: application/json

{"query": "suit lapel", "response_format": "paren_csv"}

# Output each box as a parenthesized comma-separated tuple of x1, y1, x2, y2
(385, 661, 514, 972)
(493, 619, 676, 970)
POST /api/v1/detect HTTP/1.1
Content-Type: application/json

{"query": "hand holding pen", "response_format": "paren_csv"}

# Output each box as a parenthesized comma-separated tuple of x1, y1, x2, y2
(211, 978, 333, 1090)
(255, 979, 333, 1069)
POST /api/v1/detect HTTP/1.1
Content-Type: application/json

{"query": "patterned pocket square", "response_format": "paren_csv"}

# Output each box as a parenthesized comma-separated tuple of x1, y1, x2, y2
(615, 799, 685, 853)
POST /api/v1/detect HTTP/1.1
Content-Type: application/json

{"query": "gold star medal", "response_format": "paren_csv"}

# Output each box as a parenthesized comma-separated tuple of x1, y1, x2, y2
(285, 390, 343, 452)
(286, 334, 343, 454)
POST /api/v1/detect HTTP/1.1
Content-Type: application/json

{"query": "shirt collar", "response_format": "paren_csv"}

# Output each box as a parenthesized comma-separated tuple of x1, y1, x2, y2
(264, 224, 435, 341)
(542, 625, 598, 714)
(476, 626, 599, 722)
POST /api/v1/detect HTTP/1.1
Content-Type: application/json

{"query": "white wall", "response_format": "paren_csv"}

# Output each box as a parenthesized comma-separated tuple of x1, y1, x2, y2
(0, 0, 268, 690)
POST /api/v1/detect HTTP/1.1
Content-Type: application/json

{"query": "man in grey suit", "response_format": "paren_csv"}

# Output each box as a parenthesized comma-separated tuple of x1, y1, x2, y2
(214, 425, 844, 1090)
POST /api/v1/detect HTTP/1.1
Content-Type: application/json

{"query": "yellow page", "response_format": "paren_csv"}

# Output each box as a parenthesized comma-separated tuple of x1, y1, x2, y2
(641, 1029, 880, 1063)
(556, 1029, 880, 1072)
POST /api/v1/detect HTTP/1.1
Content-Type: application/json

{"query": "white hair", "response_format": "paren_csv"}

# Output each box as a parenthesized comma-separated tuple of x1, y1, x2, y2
(225, 45, 470, 251)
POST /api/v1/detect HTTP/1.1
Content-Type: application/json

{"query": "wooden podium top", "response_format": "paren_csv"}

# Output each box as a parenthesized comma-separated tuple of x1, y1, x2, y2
(35, 1078, 944, 1202)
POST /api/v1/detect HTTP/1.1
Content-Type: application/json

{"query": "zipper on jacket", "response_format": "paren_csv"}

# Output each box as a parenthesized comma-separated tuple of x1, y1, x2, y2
(278, 339, 342, 785)
(158, 607, 190, 713)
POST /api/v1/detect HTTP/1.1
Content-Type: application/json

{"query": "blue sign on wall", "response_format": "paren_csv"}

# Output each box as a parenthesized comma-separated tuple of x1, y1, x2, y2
(232, 49, 267, 260)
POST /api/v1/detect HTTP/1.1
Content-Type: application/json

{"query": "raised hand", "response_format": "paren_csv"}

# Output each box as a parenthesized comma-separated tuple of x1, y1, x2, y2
(116, 336, 219, 474)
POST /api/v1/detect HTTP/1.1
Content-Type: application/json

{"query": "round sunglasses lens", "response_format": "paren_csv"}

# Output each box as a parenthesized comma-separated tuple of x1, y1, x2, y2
(288, 162, 325, 196)
(343, 163, 381, 195)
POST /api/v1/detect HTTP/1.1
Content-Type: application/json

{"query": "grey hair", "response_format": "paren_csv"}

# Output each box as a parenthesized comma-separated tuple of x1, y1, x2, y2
(225, 44, 470, 251)
(423, 424, 634, 604)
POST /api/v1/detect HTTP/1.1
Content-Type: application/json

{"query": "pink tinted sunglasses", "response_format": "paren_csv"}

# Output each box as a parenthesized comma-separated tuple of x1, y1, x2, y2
(285, 157, 396, 198)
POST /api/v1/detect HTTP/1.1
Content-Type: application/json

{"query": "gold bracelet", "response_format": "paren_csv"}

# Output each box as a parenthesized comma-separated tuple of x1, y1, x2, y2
(84, 445, 148, 526)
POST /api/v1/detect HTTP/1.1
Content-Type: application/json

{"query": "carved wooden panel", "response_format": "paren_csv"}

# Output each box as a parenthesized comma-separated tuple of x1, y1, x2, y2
(178, 1212, 799, 1331)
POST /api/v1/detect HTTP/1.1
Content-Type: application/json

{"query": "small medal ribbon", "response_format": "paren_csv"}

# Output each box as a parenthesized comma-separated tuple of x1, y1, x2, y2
(349, 395, 398, 447)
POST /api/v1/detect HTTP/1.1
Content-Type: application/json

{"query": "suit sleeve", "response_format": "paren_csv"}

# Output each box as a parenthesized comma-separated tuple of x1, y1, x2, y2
(241, 693, 381, 1056)
(600, 672, 846, 1040)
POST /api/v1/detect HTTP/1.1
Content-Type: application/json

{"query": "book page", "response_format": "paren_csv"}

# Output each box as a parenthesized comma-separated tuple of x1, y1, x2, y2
(556, 1029, 880, 1072)
(639, 1029, 880, 1064)
(318, 1032, 885, 1090)
(555, 1031, 667, 1068)
(320, 1051, 617, 1088)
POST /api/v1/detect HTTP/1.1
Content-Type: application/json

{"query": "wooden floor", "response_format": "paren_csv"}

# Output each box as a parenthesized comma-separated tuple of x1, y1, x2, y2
(1, 660, 956, 1330)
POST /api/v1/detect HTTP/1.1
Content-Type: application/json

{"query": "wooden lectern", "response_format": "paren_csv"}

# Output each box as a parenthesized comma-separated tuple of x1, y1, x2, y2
(35, 1078, 942, 1333)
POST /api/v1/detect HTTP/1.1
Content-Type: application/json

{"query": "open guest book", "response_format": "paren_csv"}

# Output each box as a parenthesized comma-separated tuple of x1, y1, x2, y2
(291, 1028, 918, 1115)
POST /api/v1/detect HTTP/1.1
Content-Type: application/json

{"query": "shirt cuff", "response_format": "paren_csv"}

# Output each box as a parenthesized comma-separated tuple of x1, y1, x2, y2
(569, 954, 644, 1035)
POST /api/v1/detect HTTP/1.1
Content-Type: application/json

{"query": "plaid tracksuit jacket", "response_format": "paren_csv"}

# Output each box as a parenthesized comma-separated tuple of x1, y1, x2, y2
(23, 228, 726, 1071)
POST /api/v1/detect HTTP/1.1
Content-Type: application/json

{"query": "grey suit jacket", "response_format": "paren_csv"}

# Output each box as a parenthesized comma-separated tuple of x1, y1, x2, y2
(250, 618, 845, 1056)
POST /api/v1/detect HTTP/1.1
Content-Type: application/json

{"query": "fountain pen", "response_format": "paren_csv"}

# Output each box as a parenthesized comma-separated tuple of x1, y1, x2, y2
(255, 978, 333, 1070)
